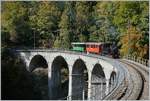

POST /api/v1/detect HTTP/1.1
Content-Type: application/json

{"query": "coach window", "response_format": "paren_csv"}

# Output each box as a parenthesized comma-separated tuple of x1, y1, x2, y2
(95, 45, 97, 48)
(87, 45, 89, 48)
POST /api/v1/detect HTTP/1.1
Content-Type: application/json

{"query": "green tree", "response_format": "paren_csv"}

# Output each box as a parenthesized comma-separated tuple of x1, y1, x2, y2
(2, 1, 33, 47)
(94, 1, 118, 43)
(75, 1, 93, 42)
(113, 1, 149, 58)
(54, 2, 74, 49)
(29, 1, 61, 48)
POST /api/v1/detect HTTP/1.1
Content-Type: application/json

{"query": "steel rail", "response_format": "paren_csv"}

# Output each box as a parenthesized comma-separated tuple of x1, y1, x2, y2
(119, 60, 148, 100)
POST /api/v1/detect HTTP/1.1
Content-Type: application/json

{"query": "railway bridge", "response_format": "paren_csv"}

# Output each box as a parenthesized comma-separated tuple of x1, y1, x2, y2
(15, 49, 149, 100)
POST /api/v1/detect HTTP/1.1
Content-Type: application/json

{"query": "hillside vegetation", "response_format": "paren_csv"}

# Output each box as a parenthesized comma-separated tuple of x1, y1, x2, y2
(2, 1, 149, 58)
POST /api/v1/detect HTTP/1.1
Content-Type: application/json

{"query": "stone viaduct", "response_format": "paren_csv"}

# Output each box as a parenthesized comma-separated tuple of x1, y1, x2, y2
(16, 49, 117, 100)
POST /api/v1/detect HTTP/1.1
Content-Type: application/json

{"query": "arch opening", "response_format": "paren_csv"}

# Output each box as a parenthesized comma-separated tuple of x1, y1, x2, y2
(91, 63, 106, 100)
(109, 71, 116, 92)
(50, 56, 69, 100)
(29, 55, 49, 99)
(29, 55, 48, 72)
(72, 59, 88, 100)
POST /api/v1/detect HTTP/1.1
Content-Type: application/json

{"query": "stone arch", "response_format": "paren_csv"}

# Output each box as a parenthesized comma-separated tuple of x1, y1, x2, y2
(72, 58, 88, 100)
(29, 54, 48, 72)
(50, 56, 69, 100)
(109, 71, 116, 92)
(91, 63, 106, 100)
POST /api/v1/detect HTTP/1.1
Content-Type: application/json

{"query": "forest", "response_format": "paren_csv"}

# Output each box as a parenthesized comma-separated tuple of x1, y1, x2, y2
(2, 1, 149, 58)
(1, 1, 149, 100)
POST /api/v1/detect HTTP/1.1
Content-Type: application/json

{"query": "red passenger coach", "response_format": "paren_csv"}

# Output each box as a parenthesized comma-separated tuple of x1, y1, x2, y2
(86, 42, 103, 54)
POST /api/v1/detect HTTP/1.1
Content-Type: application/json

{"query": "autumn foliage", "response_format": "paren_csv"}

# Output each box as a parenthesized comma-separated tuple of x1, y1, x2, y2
(120, 26, 148, 58)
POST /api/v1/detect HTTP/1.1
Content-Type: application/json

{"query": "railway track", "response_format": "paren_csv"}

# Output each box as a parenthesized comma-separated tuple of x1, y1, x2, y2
(119, 59, 149, 100)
